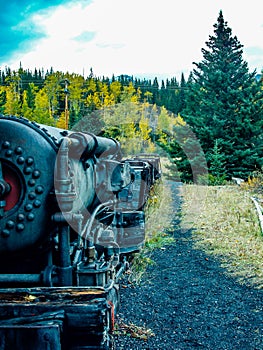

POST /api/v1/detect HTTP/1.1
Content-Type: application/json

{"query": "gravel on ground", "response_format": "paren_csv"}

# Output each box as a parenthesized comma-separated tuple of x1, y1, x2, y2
(114, 181, 263, 350)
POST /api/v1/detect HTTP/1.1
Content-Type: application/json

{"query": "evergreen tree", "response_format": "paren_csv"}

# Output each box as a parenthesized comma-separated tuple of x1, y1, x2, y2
(207, 139, 227, 184)
(176, 73, 187, 113)
(159, 80, 167, 106)
(151, 77, 159, 104)
(166, 77, 179, 113)
(26, 83, 38, 110)
(183, 11, 263, 178)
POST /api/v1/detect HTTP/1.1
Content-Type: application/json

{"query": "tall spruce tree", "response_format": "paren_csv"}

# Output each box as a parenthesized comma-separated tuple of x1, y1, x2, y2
(183, 10, 263, 178)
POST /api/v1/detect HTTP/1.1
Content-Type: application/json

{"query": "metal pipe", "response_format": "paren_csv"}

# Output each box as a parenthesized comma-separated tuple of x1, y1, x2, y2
(58, 225, 72, 286)
(94, 136, 120, 158)
(55, 137, 70, 193)
(55, 137, 76, 212)
(69, 133, 121, 160)
(81, 200, 117, 241)
(0, 274, 41, 285)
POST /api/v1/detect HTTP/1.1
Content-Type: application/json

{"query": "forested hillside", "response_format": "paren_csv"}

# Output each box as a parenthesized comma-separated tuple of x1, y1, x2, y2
(0, 66, 187, 126)
(0, 11, 262, 182)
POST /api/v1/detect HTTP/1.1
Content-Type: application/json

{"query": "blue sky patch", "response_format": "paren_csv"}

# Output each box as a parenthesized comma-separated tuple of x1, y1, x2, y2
(0, 0, 82, 62)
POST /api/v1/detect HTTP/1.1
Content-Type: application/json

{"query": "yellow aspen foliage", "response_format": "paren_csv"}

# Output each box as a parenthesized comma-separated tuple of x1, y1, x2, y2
(4, 84, 21, 116)
(174, 113, 186, 126)
(34, 89, 55, 126)
(123, 119, 137, 139)
(56, 112, 67, 129)
(139, 114, 151, 141)
(157, 106, 171, 133)
(103, 92, 115, 107)
(67, 74, 85, 118)
(121, 82, 137, 102)
(144, 91, 153, 103)
(136, 87, 142, 101)
(21, 90, 33, 120)
(86, 92, 102, 110)
(110, 81, 122, 102)
(87, 78, 97, 93)
(44, 73, 62, 118)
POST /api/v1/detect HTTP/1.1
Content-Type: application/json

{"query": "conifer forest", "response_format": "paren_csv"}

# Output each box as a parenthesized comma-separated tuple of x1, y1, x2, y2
(1, 11, 263, 182)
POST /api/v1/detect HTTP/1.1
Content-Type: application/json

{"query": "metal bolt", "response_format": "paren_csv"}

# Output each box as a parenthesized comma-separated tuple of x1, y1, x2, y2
(6, 220, 15, 229)
(16, 224, 25, 232)
(2, 141, 10, 149)
(15, 147, 23, 155)
(17, 214, 25, 222)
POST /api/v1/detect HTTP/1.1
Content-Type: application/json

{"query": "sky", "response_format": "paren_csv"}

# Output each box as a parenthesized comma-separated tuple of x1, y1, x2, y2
(1, 0, 263, 81)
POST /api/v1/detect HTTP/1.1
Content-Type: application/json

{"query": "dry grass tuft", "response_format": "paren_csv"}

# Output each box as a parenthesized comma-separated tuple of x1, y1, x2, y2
(114, 318, 155, 340)
(182, 185, 263, 288)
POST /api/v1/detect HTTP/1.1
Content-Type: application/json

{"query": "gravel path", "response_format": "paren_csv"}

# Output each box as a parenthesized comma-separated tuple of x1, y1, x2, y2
(114, 181, 263, 349)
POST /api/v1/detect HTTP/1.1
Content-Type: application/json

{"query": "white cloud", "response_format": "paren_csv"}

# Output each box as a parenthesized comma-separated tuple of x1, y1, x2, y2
(5, 0, 263, 79)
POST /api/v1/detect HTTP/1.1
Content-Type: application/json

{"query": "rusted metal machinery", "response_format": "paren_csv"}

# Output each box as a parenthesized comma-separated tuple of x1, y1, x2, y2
(0, 115, 161, 349)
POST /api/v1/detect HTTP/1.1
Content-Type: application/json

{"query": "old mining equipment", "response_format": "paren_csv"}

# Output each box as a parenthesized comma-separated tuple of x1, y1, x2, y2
(0, 115, 161, 349)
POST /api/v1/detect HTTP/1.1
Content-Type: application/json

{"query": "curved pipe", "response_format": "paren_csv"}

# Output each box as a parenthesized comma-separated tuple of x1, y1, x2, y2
(69, 133, 121, 160)
(81, 200, 117, 241)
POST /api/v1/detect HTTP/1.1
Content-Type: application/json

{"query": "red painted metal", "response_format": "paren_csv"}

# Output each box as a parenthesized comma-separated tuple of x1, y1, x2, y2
(3, 166, 21, 211)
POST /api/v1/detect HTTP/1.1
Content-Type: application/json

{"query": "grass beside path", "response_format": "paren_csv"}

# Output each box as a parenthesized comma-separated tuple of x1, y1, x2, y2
(128, 178, 176, 284)
(182, 184, 263, 289)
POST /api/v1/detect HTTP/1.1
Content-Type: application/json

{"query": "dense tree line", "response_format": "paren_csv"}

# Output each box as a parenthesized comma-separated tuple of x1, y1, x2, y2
(0, 11, 262, 182)
(0, 65, 187, 129)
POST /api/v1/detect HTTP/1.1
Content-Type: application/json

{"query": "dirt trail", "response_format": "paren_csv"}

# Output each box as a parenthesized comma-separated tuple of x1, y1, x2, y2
(114, 181, 263, 350)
